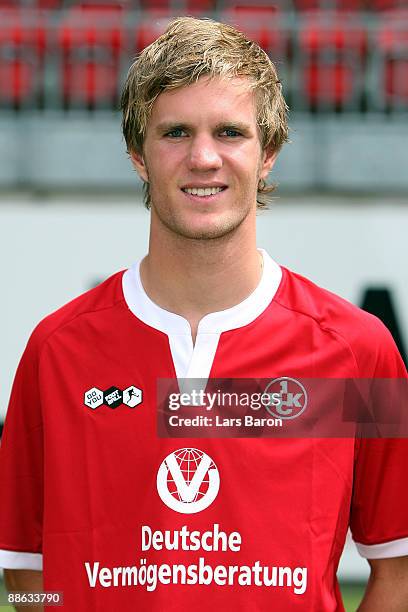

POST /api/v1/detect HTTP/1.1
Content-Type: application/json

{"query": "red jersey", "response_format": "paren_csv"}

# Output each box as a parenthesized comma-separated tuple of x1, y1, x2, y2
(0, 250, 407, 611)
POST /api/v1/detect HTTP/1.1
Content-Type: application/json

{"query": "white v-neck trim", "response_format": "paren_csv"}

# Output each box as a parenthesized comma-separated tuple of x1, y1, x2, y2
(122, 249, 282, 379)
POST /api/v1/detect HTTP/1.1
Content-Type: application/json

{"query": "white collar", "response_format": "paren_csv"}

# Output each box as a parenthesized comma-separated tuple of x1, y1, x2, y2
(122, 249, 282, 379)
(123, 249, 281, 336)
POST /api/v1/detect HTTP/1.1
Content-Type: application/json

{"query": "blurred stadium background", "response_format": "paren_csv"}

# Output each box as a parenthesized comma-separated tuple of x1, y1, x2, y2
(0, 0, 407, 609)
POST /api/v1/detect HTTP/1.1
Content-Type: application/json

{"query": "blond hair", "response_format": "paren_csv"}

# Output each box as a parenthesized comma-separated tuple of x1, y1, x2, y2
(121, 16, 289, 209)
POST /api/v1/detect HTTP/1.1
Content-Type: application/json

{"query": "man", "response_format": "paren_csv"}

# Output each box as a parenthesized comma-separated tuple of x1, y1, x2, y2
(1, 16, 408, 611)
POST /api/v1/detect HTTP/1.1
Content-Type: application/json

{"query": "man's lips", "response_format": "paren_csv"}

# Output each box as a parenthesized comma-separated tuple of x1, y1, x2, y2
(181, 186, 228, 200)
(180, 183, 228, 190)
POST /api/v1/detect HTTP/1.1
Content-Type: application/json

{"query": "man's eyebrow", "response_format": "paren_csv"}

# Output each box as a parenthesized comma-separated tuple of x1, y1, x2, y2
(155, 122, 187, 133)
(154, 121, 253, 133)
(214, 122, 252, 133)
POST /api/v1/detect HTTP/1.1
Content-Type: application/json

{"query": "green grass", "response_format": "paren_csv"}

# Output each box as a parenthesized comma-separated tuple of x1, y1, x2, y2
(0, 577, 365, 610)
(0, 577, 13, 611)
(340, 583, 365, 611)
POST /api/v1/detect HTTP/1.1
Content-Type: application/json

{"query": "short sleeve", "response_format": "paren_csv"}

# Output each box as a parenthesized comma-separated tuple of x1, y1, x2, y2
(350, 322, 408, 559)
(0, 331, 44, 570)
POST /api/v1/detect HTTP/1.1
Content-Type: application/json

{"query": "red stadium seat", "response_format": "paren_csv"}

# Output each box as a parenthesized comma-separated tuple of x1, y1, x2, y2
(220, 5, 286, 55)
(139, 0, 215, 8)
(138, 0, 214, 7)
(134, 2, 216, 51)
(293, 0, 366, 10)
(135, 4, 286, 67)
(293, 0, 322, 10)
(297, 11, 367, 109)
(76, 0, 131, 5)
(0, 8, 46, 108)
(134, 10, 172, 52)
(376, 10, 408, 107)
(0, 0, 21, 6)
(57, 4, 126, 108)
(185, 0, 217, 13)
(138, 0, 172, 8)
(336, 0, 364, 9)
(369, 0, 405, 11)
(36, 0, 64, 9)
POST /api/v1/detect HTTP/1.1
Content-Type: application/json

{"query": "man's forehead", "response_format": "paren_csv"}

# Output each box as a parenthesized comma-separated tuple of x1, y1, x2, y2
(148, 76, 257, 128)
(158, 76, 254, 102)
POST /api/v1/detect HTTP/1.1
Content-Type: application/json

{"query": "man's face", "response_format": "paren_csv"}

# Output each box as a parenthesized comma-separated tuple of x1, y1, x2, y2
(131, 75, 277, 240)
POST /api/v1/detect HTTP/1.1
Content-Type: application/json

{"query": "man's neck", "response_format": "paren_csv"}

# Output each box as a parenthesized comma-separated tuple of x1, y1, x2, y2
(139, 221, 262, 344)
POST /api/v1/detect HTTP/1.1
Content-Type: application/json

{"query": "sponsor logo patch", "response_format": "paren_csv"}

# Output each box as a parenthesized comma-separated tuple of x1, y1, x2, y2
(156, 448, 220, 514)
(84, 385, 143, 410)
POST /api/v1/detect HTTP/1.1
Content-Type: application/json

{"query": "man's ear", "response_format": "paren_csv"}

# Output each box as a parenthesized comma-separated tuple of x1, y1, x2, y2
(259, 146, 279, 180)
(129, 149, 149, 183)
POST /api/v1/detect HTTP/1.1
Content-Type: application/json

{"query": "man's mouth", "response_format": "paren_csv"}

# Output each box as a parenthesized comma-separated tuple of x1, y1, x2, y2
(181, 186, 227, 197)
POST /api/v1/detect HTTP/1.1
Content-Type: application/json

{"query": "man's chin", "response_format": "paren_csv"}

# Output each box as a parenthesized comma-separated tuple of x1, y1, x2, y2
(155, 209, 250, 241)
(167, 220, 244, 241)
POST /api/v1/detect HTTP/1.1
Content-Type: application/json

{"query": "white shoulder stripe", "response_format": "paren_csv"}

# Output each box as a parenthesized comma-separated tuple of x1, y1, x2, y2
(355, 536, 408, 559)
(0, 549, 43, 570)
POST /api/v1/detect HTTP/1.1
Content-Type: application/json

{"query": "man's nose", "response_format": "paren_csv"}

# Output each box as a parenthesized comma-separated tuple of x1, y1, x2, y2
(187, 135, 223, 171)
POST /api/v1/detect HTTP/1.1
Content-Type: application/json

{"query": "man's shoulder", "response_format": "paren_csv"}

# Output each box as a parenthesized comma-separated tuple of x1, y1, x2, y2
(277, 266, 378, 330)
(276, 266, 399, 369)
(27, 269, 126, 355)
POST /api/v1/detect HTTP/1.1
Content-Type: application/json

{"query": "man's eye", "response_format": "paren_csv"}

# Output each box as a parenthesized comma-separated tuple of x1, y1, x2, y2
(166, 128, 186, 138)
(222, 129, 241, 137)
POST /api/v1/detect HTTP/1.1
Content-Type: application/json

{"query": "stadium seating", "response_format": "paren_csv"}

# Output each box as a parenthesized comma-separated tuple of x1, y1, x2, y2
(293, 0, 365, 11)
(0, 8, 46, 108)
(36, 0, 64, 8)
(139, 0, 216, 10)
(0, 0, 64, 6)
(296, 11, 367, 110)
(57, 4, 125, 108)
(293, 0, 407, 10)
(369, 0, 406, 11)
(221, 4, 287, 55)
(0, 1, 406, 112)
(185, 0, 217, 12)
(134, 10, 171, 51)
(376, 9, 408, 108)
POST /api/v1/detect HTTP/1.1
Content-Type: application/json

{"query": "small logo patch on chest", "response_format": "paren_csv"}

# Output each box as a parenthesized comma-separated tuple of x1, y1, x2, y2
(84, 385, 143, 410)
